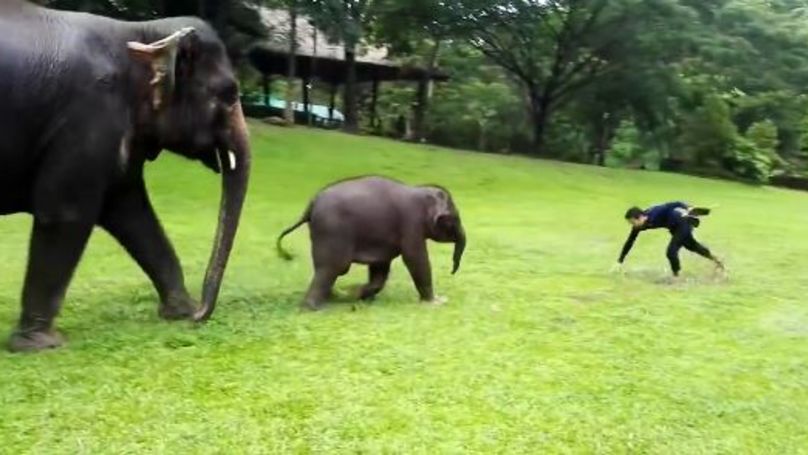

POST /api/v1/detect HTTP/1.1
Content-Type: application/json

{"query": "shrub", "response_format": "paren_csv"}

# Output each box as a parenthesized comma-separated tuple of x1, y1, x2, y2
(722, 120, 778, 183)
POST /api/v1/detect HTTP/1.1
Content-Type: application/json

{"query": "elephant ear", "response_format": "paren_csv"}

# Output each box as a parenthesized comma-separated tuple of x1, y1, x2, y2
(436, 212, 457, 231)
(427, 189, 455, 229)
(127, 27, 196, 110)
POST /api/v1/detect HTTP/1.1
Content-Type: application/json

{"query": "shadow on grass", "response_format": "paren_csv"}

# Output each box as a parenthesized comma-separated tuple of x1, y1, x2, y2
(622, 268, 730, 287)
(0, 285, 301, 353)
(0, 282, 415, 354)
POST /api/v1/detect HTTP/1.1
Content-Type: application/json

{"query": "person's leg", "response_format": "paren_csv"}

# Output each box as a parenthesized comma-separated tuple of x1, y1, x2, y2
(666, 236, 684, 276)
(666, 223, 693, 276)
(682, 234, 724, 270)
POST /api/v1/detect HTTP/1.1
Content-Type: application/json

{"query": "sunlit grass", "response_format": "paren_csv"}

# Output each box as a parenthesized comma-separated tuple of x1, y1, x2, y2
(1, 123, 807, 452)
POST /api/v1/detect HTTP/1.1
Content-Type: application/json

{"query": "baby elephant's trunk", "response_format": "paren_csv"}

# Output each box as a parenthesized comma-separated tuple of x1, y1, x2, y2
(452, 224, 466, 274)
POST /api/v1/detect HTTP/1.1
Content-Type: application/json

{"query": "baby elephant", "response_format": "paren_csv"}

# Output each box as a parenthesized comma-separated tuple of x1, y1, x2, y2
(277, 176, 466, 310)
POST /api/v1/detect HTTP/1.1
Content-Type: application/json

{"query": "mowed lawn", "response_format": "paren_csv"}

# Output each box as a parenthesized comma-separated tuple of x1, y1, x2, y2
(2, 123, 808, 453)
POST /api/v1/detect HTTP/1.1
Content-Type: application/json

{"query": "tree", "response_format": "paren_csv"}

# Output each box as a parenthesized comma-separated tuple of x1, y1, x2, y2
(411, 44, 528, 152)
(679, 94, 738, 166)
(38, 0, 267, 61)
(453, 0, 656, 154)
(283, 1, 299, 124)
(309, 0, 380, 133)
(374, 0, 461, 141)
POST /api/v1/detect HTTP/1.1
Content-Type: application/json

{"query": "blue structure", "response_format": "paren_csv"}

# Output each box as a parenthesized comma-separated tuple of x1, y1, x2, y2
(241, 93, 345, 129)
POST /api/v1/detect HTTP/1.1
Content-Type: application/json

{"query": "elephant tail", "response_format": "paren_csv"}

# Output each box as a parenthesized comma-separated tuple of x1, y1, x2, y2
(277, 203, 312, 261)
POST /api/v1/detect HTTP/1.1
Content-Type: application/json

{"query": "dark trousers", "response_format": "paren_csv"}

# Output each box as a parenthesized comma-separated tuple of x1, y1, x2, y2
(666, 220, 713, 275)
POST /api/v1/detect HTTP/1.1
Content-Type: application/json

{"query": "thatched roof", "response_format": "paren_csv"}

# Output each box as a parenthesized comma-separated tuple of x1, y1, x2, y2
(248, 7, 449, 84)
(257, 7, 391, 64)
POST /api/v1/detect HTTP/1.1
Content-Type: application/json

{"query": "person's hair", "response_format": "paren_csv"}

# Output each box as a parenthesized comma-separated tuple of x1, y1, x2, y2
(624, 206, 644, 220)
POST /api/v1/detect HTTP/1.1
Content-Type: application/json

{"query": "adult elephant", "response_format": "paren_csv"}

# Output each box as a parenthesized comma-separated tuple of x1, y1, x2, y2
(0, 1, 252, 352)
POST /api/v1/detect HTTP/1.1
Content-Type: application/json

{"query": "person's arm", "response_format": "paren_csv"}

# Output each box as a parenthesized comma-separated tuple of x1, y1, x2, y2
(618, 228, 640, 263)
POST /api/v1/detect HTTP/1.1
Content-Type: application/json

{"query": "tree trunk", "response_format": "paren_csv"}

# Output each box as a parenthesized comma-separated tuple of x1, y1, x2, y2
(411, 40, 442, 143)
(370, 77, 380, 133)
(591, 113, 617, 166)
(262, 74, 270, 106)
(478, 122, 487, 152)
(343, 45, 359, 133)
(594, 114, 610, 166)
(528, 89, 552, 154)
(284, 5, 298, 125)
(302, 77, 311, 120)
(308, 25, 318, 127)
(329, 83, 337, 121)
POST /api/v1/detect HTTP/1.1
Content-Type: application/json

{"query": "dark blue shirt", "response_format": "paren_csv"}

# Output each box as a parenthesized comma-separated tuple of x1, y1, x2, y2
(619, 201, 690, 263)
(643, 201, 689, 229)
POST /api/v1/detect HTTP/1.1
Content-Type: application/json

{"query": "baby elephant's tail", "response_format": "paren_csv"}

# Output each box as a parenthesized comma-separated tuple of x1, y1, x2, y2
(277, 203, 312, 261)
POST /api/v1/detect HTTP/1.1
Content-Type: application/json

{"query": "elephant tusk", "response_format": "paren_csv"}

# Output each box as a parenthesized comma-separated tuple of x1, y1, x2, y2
(228, 151, 237, 171)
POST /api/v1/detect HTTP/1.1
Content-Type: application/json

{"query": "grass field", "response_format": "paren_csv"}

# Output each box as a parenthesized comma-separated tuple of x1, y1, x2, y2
(2, 123, 808, 453)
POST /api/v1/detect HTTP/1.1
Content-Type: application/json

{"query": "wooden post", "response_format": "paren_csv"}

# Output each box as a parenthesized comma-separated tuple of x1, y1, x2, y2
(302, 77, 311, 119)
(370, 76, 380, 131)
(309, 26, 318, 127)
(329, 83, 337, 120)
(284, 4, 297, 125)
(262, 74, 270, 106)
(342, 45, 359, 132)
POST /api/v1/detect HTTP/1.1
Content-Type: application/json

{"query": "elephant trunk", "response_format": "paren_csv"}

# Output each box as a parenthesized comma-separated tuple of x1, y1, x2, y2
(452, 223, 466, 275)
(194, 102, 251, 322)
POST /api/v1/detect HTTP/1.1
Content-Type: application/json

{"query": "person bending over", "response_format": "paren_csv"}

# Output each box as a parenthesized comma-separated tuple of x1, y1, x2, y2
(617, 201, 724, 276)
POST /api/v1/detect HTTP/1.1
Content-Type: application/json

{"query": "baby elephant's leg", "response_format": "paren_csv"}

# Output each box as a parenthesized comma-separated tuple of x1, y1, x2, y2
(360, 262, 391, 301)
(302, 237, 351, 310)
(302, 267, 339, 311)
(402, 241, 434, 302)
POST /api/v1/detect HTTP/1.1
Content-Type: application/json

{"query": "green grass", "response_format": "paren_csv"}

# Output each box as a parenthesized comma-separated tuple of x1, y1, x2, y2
(2, 123, 808, 453)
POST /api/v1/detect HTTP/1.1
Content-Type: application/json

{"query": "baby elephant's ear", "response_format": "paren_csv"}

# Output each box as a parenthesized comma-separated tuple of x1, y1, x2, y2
(426, 189, 448, 217)
(127, 27, 196, 110)
(436, 213, 457, 231)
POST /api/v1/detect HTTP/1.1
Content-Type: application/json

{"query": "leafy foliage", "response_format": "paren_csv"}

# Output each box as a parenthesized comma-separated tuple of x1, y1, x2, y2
(33, 0, 808, 182)
(679, 94, 739, 166)
(727, 119, 779, 182)
(35, 0, 267, 59)
(605, 120, 658, 169)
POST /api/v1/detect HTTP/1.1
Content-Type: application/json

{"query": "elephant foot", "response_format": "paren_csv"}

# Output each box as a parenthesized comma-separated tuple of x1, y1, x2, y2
(300, 300, 324, 312)
(8, 329, 65, 353)
(159, 294, 198, 321)
(359, 286, 381, 302)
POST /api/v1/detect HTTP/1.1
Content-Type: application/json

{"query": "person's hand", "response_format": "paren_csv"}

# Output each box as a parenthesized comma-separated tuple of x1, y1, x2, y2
(713, 257, 726, 274)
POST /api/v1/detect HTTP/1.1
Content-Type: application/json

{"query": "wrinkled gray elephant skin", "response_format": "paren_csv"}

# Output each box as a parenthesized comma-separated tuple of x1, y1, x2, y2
(0, 1, 252, 352)
(277, 176, 466, 310)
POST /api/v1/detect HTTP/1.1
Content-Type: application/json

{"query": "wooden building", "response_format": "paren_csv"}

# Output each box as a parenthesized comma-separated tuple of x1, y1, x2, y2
(247, 8, 449, 126)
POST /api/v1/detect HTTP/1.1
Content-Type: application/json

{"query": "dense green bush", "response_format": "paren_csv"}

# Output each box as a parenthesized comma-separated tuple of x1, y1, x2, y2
(721, 120, 778, 182)
(725, 137, 773, 182)
(679, 95, 739, 166)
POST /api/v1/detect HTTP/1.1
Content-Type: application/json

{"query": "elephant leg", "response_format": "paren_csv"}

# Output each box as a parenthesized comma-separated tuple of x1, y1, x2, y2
(100, 181, 195, 320)
(402, 240, 434, 302)
(359, 262, 391, 301)
(302, 268, 339, 311)
(302, 238, 351, 310)
(8, 220, 93, 353)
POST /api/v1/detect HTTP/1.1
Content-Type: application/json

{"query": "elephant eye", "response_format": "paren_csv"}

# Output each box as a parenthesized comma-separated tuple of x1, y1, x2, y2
(216, 80, 239, 106)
